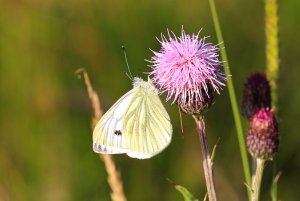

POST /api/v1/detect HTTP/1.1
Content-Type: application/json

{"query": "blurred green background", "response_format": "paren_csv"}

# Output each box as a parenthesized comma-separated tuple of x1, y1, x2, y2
(0, 0, 299, 200)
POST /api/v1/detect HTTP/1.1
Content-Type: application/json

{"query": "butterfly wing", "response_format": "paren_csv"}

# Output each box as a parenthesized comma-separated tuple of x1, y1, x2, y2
(93, 77, 172, 159)
(124, 88, 172, 159)
(93, 89, 136, 154)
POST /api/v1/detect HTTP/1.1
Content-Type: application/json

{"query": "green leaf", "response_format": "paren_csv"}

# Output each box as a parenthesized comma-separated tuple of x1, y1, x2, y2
(270, 171, 282, 201)
(174, 184, 199, 201)
(244, 181, 253, 195)
(210, 138, 220, 166)
(167, 178, 199, 201)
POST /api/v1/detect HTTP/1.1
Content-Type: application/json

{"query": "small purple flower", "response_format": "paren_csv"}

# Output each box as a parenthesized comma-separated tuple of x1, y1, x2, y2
(149, 28, 226, 114)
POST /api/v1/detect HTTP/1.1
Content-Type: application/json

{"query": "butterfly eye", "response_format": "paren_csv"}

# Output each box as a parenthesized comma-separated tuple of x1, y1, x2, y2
(114, 130, 122, 136)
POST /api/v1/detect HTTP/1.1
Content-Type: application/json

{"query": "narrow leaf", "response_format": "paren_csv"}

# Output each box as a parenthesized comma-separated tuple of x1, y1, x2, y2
(210, 138, 220, 166)
(203, 193, 208, 201)
(270, 171, 282, 201)
(244, 181, 254, 195)
(167, 178, 199, 201)
(174, 185, 199, 201)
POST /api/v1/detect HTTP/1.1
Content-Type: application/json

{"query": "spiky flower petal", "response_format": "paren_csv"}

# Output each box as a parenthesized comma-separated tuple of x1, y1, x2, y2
(247, 108, 279, 160)
(242, 73, 271, 120)
(149, 28, 226, 114)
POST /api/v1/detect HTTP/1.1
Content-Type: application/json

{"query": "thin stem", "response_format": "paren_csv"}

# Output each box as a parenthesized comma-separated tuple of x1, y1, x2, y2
(208, 0, 251, 198)
(252, 158, 257, 184)
(101, 155, 127, 201)
(76, 68, 127, 201)
(193, 115, 217, 201)
(252, 159, 265, 201)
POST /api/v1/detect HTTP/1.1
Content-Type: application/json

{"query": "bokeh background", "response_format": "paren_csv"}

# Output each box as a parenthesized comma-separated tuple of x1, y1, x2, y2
(0, 0, 299, 200)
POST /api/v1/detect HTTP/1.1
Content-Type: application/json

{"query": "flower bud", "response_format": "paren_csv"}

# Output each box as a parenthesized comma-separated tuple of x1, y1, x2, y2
(242, 73, 271, 120)
(247, 108, 279, 160)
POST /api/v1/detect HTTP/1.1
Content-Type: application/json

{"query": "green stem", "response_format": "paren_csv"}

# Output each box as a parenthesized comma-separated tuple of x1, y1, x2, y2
(208, 0, 251, 199)
(252, 159, 265, 201)
(270, 160, 278, 201)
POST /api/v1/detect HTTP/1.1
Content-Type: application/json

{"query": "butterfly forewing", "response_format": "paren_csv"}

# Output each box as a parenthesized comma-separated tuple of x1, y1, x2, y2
(123, 83, 172, 159)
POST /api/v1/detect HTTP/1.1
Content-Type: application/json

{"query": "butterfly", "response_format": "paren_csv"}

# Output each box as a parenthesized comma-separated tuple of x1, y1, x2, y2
(93, 77, 172, 159)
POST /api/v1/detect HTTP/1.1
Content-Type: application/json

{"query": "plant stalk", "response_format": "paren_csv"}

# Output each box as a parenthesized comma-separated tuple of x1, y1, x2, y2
(76, 68, 127, 201)
(252, 159, 265, 201)
(208, 0, 251, 199)
(193, 115, 217, 201)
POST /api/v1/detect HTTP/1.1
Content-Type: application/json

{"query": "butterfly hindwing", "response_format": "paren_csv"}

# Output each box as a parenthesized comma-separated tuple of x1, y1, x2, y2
(93, 89, 135, 154)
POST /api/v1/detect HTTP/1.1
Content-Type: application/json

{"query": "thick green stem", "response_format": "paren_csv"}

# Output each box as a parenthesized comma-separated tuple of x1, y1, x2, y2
(252, 159, 265, 201)
(208, 0, 251, 199)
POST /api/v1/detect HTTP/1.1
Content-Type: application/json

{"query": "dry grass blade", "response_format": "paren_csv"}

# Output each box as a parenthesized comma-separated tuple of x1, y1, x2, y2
(75, 68, 127, 201)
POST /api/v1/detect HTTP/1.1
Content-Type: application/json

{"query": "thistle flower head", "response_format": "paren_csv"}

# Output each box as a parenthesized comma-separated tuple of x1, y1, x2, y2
(149, 28, 226, 114)
(242, 73, 271, 120)
(247, 108, 279, 160)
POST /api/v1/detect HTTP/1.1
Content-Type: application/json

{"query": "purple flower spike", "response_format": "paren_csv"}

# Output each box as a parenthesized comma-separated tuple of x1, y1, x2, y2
(149, 28, 226, 114)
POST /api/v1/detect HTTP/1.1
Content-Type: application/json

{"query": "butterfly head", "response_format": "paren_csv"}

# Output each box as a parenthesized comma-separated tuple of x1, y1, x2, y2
(133, 77, 158, 94)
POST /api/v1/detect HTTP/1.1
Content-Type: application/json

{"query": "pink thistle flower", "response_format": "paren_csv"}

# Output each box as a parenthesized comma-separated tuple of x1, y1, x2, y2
(149, 28, 226, 114)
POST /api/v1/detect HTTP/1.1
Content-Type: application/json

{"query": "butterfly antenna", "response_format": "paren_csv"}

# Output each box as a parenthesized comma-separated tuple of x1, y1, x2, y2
(122, 46, 133, 80)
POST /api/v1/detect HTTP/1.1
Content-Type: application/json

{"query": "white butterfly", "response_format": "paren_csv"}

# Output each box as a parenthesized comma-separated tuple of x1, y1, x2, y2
(93, 77, 172, 159)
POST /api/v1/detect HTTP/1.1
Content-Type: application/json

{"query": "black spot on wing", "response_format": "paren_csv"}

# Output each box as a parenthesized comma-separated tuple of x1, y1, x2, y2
(93, 143, 107, 152)
(114, 130, 122, 135)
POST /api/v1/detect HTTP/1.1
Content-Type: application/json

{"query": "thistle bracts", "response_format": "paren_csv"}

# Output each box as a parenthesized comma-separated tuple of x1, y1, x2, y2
(247, 108, 279, 160)
(242, 73, 279, 160)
